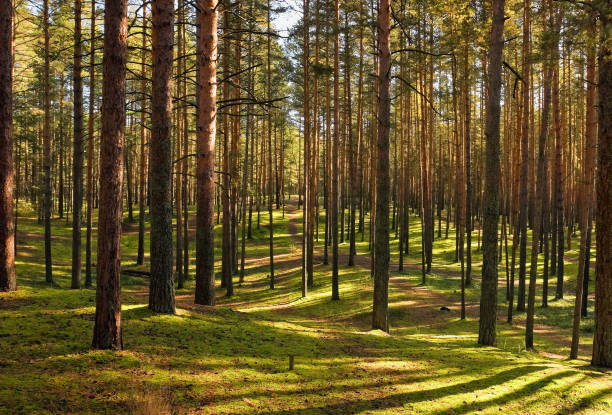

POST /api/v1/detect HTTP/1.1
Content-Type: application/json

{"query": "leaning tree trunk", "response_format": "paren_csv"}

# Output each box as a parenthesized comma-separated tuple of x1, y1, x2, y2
(478, 0, 505, 346)
(194, 0, 218, 306)
(0, 0, 15, 292)
(72, 0, 84, 289)
(92, 0, 128, 350)
(592, 1, 612, 368)
(372, 0, 390, 332)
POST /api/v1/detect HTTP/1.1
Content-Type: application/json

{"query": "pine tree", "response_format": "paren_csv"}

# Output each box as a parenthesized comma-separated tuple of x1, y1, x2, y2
(148, 0, 175, 313)
(195, 0, 218, 307)
(71, 0, 84, 289)
(0, 0, 15, 292)
(92, 0, 128, 350)
(478, 0, 505, 346)
(372, 0, 391, 332)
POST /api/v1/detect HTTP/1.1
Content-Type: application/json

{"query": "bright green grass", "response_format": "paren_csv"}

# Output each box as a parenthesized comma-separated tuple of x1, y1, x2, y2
(0, 200, 609, 414)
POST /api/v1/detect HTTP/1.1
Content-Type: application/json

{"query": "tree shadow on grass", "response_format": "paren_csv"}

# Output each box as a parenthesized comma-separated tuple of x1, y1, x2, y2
(238, 365, 553, 415)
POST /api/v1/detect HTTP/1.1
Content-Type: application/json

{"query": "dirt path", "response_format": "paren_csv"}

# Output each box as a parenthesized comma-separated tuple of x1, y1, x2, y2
(124, 201, 589, 361)
(282, 202, 591, 361)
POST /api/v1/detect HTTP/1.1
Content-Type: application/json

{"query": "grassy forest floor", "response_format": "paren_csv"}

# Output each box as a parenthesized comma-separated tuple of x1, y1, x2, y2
(0, 200, 610, 414)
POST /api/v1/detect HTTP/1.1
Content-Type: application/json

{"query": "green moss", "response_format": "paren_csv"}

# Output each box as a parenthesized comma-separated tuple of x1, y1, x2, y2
(0, 205, 609, 414)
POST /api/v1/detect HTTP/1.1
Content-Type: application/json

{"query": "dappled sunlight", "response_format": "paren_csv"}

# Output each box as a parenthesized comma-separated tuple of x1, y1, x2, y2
(2, 203, 609, 414)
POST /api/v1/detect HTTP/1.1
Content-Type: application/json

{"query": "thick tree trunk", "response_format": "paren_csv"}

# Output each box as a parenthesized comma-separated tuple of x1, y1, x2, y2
(372, 0, 390, 332)
(194, 0, 217, 306)
(0, 0, 15, 292)
(478, 0, 505, 346)
(72, 0, 84, 289)
(592, 3, 612, 368)
(92, 0, 127, 350)
(148, 0, 175, 313)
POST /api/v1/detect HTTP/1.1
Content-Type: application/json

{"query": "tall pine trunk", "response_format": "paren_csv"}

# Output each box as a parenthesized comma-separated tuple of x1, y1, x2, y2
(85, 0, 96, 287)
(517, 0, 531, 312)
(148, 0, 175, 313)
(137, 9, 147, 266)
(372, 0, 390, 332)
(478, 0, 505, 346)
(266, 0, 275, 290)
(221, 9, 232, 295)
(526, 45, 551, 351)
(72, 0, 84, 289)
(570, 15, 596, 359)
(194, 0, 218, 306)
(592, 1, 612, 368)
(331, 0, 340, 300)
(92, 0, 128, 350)
(43, 0, 53, 284)
(464, 47, 472, 287)
(0, 0, 15, 292)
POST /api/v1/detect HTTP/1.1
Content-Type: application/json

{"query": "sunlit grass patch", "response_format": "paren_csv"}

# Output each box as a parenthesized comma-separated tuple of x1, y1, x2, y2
(1, 203, 609, 414)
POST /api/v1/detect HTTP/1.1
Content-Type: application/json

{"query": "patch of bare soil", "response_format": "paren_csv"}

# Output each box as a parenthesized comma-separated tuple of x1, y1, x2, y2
(282, 203, 590, 360)
(0, 297, 34, 310)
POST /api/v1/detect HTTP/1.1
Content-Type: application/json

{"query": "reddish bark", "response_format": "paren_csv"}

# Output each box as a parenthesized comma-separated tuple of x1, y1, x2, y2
(148, 0, 175, 313)
(92, 0, 128, 350)
(592, 2, 612, 368)
(195, 0, 218, 306)
(332, 0, 340, 300)
(478, 0, 505, 346)
(0, 0, 15, 292)
(85, 0, 96, 287)
(72, 0, 84, 289)
(372, 0, 390, 332)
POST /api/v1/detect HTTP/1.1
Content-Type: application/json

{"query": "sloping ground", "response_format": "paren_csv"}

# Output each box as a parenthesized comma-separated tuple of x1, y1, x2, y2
(0, 206, 610, 414)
